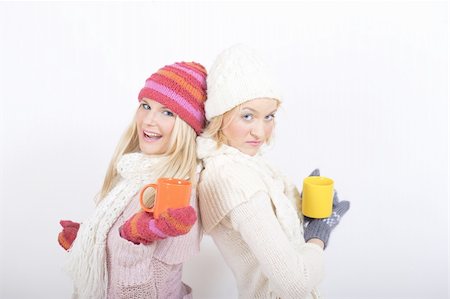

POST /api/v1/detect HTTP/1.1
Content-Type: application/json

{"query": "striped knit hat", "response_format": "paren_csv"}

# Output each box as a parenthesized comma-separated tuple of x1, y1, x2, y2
(138, 62, 207, 134)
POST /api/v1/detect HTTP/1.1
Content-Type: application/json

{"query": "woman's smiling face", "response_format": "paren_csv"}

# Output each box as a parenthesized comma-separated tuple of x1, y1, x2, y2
(135, 98, 177, 155)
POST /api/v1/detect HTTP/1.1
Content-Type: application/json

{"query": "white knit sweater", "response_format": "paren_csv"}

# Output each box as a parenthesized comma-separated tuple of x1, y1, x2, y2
(197, 137, 324, 299)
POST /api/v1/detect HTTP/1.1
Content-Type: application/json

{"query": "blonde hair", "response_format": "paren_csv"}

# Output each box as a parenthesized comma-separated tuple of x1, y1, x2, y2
(97, 112, 198, 204)
(202, 98, 281, 147)
(201, 113, 229, 147)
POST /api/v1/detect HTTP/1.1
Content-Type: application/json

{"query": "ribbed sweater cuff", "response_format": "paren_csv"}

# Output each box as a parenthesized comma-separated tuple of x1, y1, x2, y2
(304, 220, 330, 249)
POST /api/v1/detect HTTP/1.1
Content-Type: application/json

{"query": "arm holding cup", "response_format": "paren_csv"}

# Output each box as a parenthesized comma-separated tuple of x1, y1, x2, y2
(302, 169, 350, 249)
(119, 206, 197, 245)
(304, 191, 350, 249)
(120, 178, 197, 245)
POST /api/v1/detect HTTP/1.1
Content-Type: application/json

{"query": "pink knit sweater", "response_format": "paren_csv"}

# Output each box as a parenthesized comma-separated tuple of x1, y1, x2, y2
(106, 190, 201, 298)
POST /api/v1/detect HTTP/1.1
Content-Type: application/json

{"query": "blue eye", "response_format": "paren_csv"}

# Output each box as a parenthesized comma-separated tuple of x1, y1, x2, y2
(242, 114, 253, 121)
(163, 110, 175, 117)
(141, 103, 151, 110)
(265, 114, 275, 121)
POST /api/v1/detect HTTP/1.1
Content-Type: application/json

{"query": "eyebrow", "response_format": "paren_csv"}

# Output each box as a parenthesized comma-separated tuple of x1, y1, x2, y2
(241, 107, 278, 114)
(141, 100, 172, 110)
(241, 107, 257, 112)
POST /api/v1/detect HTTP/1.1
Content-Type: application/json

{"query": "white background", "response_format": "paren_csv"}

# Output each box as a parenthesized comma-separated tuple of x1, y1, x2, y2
(0, 1, 448, 299)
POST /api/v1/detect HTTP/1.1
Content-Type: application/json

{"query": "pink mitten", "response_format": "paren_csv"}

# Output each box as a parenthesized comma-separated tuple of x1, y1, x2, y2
(58, 220, 80, 250)
(119, 206, 197, 245)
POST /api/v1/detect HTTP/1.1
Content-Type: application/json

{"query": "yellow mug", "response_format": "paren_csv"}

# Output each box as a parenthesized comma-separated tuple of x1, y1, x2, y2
(139, 178, 192, 219)
(301, 176, 334, 218)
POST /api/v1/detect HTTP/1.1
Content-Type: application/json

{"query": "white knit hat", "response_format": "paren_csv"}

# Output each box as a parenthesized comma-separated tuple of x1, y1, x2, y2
(205, 44, 282, 120)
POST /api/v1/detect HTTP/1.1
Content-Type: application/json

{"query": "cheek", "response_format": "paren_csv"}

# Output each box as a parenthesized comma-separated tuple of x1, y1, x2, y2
(135, 111, 144, 127)
(163, 118, 176, 136)
(225, 122, 248, 141)
(265, 123, 275, 138)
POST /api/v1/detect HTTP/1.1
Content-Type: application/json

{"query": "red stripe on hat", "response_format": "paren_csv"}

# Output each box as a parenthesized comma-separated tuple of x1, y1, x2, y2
(183, 62, 207, 76)
(156, 70, 206, 103)
(151, 73, 206, 107)
(164, 65, 206, 91)
(173, 62, 207, 88)
(169, 62, 206, 94)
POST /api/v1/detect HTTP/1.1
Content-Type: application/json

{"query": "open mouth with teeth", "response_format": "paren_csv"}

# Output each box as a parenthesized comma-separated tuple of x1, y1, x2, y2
(143, 130, 162, 141)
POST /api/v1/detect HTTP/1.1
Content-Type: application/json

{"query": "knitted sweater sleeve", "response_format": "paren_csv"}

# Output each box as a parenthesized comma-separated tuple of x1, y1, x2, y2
(229, 191, 325, 299)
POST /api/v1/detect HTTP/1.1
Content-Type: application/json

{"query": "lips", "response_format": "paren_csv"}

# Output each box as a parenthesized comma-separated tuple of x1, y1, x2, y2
(246, 140, 262, 147)
(143, 130, 162, 141)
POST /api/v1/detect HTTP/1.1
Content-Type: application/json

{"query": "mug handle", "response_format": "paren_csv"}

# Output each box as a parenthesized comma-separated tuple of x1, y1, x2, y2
(139, 183, 158, 213)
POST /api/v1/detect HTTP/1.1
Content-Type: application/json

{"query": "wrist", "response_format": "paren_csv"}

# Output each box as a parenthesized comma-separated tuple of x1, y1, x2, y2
(304, 219, 331, 249)
(307, 238, 325, 249)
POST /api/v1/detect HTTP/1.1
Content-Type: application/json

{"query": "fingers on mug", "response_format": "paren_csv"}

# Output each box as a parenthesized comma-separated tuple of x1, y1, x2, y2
(139, 178, 192, 219)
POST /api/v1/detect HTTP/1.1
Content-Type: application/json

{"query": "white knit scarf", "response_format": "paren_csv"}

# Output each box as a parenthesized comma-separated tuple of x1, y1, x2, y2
(64, 152, 165, 299)
(197, 137, 304, 247)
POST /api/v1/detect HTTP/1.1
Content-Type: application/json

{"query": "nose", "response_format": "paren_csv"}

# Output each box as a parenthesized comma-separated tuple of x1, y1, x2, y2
(143, 109, 157, 126)
(250, 120, 265, 139)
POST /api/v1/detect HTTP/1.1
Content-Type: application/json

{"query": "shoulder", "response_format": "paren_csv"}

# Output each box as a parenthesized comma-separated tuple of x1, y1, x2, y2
(197, 158, 267, 232)
(199, 158, 265, 198)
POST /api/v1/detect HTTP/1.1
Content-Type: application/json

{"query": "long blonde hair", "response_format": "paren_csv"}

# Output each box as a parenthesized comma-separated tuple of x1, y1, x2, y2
(97, 112, 198, 204)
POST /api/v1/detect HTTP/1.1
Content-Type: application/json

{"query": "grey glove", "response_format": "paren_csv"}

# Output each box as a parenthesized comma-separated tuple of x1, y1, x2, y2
(302, 169, 350, 249)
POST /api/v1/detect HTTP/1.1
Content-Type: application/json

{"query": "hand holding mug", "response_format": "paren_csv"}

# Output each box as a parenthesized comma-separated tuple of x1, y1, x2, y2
(119, 178, 197, 245)
(119, 206, 197, 245)
(302, 169, 350, 248)
(139, 178, 192, 218)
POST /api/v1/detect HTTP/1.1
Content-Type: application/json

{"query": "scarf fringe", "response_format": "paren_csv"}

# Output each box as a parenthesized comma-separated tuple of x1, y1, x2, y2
(64, 153, 165, 298)
(65, 180, 137, 298)
(65, 237, 108, 298)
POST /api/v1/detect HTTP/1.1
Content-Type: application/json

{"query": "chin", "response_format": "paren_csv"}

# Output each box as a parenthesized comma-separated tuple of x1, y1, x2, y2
(241, 149, 258, 156)
(139, 144, 164, 155)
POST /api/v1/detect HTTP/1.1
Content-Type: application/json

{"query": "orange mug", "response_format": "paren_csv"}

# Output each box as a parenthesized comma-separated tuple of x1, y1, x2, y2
(139, 178, 192, 218)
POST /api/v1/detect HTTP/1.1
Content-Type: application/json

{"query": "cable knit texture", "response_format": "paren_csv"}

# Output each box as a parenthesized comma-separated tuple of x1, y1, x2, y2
(197, 136, 324, 299)
(64, 153, 201, 299)
(205, 44, 282, 120)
